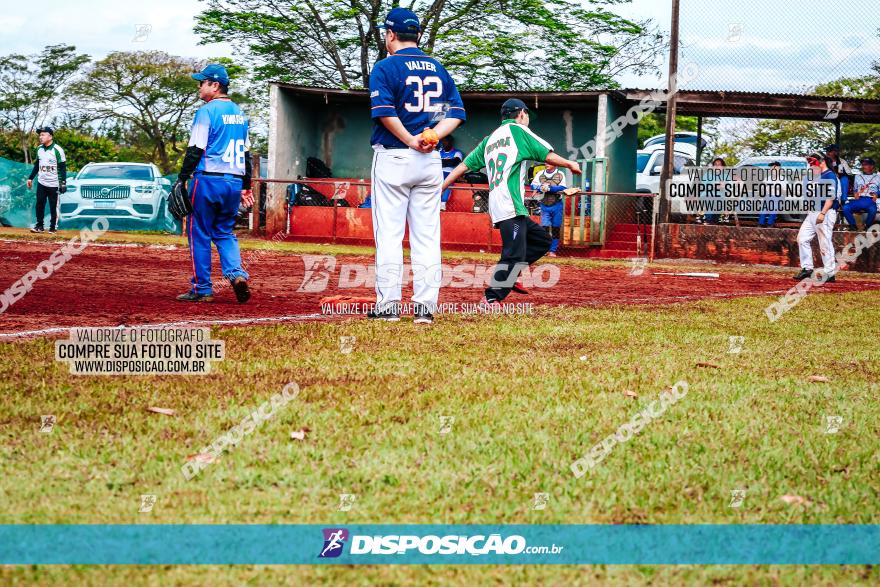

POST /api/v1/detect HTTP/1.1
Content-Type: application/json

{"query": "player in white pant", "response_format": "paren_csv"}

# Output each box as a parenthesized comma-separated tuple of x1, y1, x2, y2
(794, 153, 842, 282)
(366, 7, 466, 324)
(371, 147, 442, 310)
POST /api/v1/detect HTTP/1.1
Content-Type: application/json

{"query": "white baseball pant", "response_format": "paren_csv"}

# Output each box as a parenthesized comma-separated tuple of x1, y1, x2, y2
(370, 146, 442, 310)
(797, 209, 837, 272)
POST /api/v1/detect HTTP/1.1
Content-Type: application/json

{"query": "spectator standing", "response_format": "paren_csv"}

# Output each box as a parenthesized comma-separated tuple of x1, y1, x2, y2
(758, 161, 783, 228)
(698, 156, 725, 225)
(27, 126, 66, 234)
(826, 144, 852, 202)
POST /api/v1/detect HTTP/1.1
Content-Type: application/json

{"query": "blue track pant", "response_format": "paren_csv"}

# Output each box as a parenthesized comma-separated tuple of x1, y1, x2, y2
(842, 197, 877, 228)
(186, 173, 248, 295)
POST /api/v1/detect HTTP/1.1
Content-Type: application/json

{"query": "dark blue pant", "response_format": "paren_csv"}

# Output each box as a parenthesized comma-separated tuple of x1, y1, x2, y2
(758, 213, 777, 226)
(186, 173, 248, 295)
(842, 197, 877, 228)
(486, 216, 551, 302)
(441, 170, 452, 204)
(35, 183, 58, 230)
(758, 205, 777, 226)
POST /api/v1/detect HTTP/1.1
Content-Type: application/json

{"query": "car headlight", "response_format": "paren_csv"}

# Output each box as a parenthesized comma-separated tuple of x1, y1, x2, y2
(133, 185, 155, 194)
(66, 184, 77, 193)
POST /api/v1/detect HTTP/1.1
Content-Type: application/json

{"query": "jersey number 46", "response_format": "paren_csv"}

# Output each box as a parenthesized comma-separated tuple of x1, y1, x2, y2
(404, 76, 443, 113)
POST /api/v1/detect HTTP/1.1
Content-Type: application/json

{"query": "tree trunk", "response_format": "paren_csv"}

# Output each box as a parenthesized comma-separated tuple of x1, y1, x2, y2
(20, 133, 31, 165)
(156, 140, 171, 175)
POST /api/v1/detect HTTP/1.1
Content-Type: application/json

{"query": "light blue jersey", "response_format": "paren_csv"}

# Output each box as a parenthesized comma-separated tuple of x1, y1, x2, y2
(188, 99, 251, 175)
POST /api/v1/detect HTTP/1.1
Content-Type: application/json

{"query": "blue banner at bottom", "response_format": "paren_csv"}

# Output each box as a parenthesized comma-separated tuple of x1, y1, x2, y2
(1, 525, 877, 564)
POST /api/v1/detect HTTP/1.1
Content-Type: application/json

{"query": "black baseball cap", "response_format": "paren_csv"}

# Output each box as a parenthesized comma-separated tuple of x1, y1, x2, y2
(36, 126, 54, 135)
(861, 157, 876, 165)
(825, 143, 839, 152)
(501, 98, 529, 118)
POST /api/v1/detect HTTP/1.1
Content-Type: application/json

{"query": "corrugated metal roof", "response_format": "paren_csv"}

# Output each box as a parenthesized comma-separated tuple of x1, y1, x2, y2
(272, 81, 880, 101)
(624, 87, 880, 103)
(270, 82, 880, 121)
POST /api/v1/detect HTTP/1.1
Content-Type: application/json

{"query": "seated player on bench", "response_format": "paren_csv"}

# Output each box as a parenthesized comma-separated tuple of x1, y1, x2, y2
(841, 157, 879, 231)
(530, 164, 567, 257)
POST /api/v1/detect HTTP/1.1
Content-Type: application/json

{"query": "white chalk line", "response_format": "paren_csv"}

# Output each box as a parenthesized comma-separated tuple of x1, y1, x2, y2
(0, 239, 185, 253)
(0, 312, 328, 340)
(2, 286, 843, 340)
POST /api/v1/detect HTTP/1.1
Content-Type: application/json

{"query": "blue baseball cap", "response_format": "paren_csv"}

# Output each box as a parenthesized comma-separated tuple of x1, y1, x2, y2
(377, 7, 421, 34)
(192, 64, 229, 86)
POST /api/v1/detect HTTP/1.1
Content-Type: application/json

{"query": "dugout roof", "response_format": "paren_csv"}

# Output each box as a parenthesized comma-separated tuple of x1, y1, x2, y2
(274, 83, 880, 123)
(622, 89, 880, 123)
(270, 82, 606, 108)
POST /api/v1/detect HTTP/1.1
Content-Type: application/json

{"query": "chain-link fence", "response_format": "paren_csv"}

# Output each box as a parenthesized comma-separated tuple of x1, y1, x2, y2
(564, 192, 654, 256)
(283, 174, 655, 257)
(678, 1, 880, 95)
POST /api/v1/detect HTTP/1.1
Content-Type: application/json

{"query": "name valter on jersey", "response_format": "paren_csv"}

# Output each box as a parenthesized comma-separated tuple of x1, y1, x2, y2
(464, 121, 552, 224)
(188, 100, 251, 175)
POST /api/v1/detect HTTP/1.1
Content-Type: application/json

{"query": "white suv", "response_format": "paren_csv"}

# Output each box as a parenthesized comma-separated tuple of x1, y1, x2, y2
(642, 132, 707, 159)
(60, 162, 174, 230)
(636, 149, 695, 216)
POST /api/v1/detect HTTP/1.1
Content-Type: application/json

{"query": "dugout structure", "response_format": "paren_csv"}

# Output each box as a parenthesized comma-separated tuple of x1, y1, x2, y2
(264, 84, 640, 253)
(264, 84, 880, 267)
(637, 89, 880, 271)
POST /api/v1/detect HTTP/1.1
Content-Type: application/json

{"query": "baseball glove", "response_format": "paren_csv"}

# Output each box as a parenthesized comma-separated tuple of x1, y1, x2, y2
(168, 179, 193, 220)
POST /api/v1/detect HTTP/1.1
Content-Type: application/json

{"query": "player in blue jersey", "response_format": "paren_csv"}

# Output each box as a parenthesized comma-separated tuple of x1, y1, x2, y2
(175, 64, 253, 303)
(438, 135, 464, 211)
(367, 7, 466, 325)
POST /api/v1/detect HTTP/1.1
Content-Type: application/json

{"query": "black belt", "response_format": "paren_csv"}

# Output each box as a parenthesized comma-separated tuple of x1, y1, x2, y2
(197, 171, 244, 178)
(378, 144, 408, 150)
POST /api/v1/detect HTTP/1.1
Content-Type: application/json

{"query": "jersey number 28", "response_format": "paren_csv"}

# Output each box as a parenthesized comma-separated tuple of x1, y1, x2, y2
(222, 139, 246, 169)
(404, 76, 443, 113)
(487, 154, 508, 188)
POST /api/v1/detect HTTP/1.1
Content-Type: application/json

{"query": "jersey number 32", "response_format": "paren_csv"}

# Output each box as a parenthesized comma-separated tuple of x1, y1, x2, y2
(404, 76, 443, 113)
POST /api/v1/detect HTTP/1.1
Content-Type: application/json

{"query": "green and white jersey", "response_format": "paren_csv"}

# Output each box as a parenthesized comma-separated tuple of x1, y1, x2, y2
(35, 143, 66, 188)
(463, 120, 552, 224)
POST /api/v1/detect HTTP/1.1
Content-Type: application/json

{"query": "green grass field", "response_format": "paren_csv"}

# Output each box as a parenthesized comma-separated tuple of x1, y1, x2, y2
(2, 262, 879, 584)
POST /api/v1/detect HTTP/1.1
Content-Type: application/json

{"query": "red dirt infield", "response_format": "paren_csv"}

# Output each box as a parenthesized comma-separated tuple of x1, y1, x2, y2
(2, 238, 879, 338)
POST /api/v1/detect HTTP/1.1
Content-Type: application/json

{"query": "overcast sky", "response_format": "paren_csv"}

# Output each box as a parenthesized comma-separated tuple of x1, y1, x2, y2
(2, 0, 878, 93)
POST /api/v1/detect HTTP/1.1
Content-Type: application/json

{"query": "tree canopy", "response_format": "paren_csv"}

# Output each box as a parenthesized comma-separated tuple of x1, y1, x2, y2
(194, 0, 664, 90)
(67, 51, 204, 174)
(0, 45, 89, 163)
